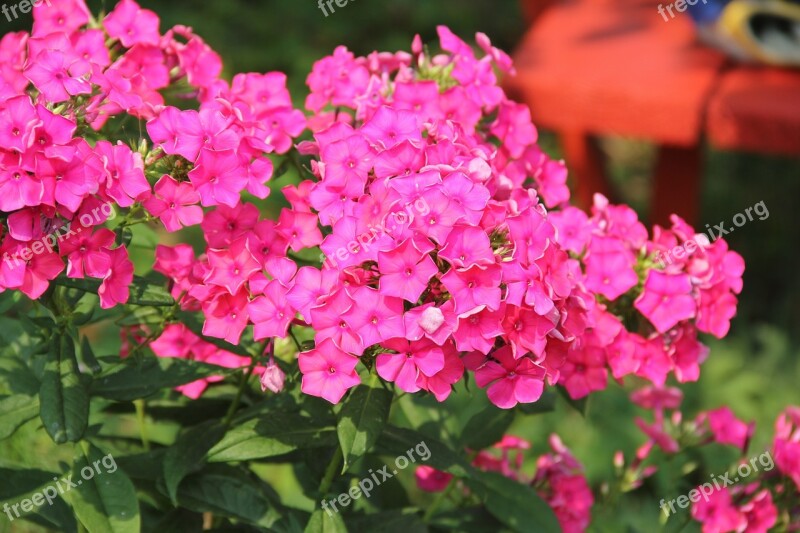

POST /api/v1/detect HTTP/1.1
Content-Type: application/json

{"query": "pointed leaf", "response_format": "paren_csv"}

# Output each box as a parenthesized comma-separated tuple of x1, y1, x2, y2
(163, 421, 227, 503)
(208, 413, 337, 463)
(91, 356, 234, 401)
(39, 333, 89, 443)
(0, 394, 39, 440)
(304, 508, 348, 533)
(336, 381, 392, 471)
(459, 406, 515, 450)
(465, 471, 560, 533)
(63, 443, 140, 533)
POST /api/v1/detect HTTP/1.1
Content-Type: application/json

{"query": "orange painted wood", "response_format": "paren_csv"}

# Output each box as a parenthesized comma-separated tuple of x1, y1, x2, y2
(706, 67, 800, 156)
(507, 0, 727, 146)
(560, 131, 614, 210)
(651, 144, 703, 226)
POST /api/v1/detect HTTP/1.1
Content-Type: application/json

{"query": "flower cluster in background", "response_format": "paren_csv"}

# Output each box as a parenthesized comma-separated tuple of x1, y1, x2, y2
(415, 434, 594, 533)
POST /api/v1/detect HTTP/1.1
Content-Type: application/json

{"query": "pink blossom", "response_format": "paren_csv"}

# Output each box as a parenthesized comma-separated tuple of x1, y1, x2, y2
(634, 271, 697, 334)
(474, 346, 546, 409)
(376, 338, 444, 393)
(415, 466, 452, 492)
(98, 247, 134, 309)
(299, 338, 361, 404)
(143, 176, 203, 232)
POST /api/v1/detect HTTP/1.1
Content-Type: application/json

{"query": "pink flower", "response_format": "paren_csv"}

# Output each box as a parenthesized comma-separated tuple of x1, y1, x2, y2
(773, 406, 800, 491)
(98, 247, 134, 309)
(560, 341, 608, 400)
(188, 148, 248, 207)
(415, 466, 452, 492)
(739, 489, 777, 533)
(0, 157, 45, 212)
(32, 0, 91, 37)
(474, 346, 546, 409)
(376, 338, 444, 393)
(534, 435, 594, 533)
(0, 240, 64, 299)
(441, 264, 501, 317)
(59, 228, 115, 279)
(630, 386, 683, 411)
(0, 96, 38, 153)
(201, 203, 259, 248)
(277, 209, 322, 252)
(24, 50, 91, 104)
(416, 343, 464, 401)
(310, 289, 364, 355)
(143, 176, 203, 232)
(103, 0, 160, 48)
(201, 290, 250, 344)
(691, 488, 746, 533)
(259, 359, 286, 394)
(94, 141, 150, 208)
(634, 271, 697, 334)
(343, 286, 405, 348)
(697, 407, 754, 451)
(299, 338, 361, 404)
(249, 280, 294, 340)
(204, 242, 260, 295)
(377, 239, 438, 303)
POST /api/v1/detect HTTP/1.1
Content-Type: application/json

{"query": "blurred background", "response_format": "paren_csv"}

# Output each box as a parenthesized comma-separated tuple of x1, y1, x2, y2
(3, 0, 800, 531)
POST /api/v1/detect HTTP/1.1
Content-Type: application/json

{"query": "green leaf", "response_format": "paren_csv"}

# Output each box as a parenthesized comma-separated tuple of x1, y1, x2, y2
(163, 421, 227, 504)
(346, 509, 425, 533)
(304, 508, 348, 533)
(53, 275, 174, 307)
(465, 471, 560, 533)
(336, 380, 392, 472)
(173, 464, 280, 528)
(127, 276, 174, 307)
(91, 356, 233, 401)
(0, 467, 58, 502)
(0, 467, 77, 533)
(208, 413, 337, 463)
(459, 406, 515, 450)
(428, 507, 508, 533)
(79, 336, 102, 375)
(375, 426, 475, 478)
(515, 390, 557, 416)
(0, 354, 40, 395)
(63, 442, 140, 533)
(0, 394, 39, 440)
(39, 333, 89, 444)
(558, 387, 589, 416)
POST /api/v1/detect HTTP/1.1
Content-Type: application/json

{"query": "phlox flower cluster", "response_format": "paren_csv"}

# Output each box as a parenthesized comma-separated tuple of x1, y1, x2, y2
(553, 196, 744, 400)
(619, 387, 798, 530)
(414, 434, 593, 533)
(0, 0, 303, 308)
(0, 0, 744, 413)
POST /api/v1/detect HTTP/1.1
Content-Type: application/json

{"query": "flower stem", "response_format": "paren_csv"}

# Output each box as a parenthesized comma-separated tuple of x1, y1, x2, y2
(223, 360, 257, 427)
(423, 479, 455, 522)
(134, 399, 150, 451)
(318, 446, 344, 496)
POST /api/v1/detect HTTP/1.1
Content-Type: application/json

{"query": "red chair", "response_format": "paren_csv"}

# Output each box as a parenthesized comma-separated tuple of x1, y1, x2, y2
(507, 0, 800, 225)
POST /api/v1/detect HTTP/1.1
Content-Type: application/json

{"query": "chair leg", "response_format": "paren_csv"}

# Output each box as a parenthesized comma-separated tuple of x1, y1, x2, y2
(651, 144, 702, 227)
(559, 130, 613, 210)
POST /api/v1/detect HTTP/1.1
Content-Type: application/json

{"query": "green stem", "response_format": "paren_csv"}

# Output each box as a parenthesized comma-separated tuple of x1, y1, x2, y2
(222, 360, 257, 427)
(318, 447, 344, 496)
(134, 399, 150, 451)
(423, 479, 456, 522)
(288, 327, 303, 351)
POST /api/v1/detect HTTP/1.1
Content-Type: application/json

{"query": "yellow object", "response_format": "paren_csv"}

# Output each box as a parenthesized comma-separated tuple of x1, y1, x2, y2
(717, 0, 800, 66)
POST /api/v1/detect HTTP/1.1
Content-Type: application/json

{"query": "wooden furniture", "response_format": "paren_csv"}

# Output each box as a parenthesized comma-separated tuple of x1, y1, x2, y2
(506, 0, 800, 225)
